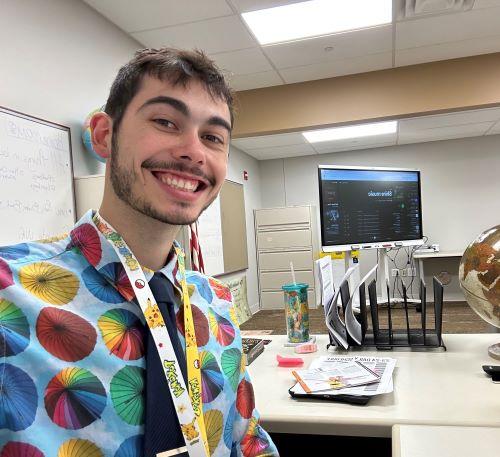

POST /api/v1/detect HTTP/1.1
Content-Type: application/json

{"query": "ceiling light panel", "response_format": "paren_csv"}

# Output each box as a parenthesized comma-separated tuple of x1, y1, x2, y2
(303, 121, 398, 143)
(242, 0, 392, 45)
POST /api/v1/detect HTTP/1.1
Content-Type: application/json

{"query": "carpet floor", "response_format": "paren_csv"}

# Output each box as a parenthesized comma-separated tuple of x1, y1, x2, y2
(240, 302, 498, 335)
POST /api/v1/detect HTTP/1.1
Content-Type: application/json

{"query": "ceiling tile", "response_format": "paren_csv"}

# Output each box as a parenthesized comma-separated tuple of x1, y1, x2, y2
(231, 132, 307, 150)
(396, 7, 500, 50)
(395, 34, 500, 66)
(315, 141, 396, 154)
(228, 70, 283, 90)
(263, 25, 392, 69)
(311, 132, 398, 151)
(132, 15, 256, 53)
(247, 142, 316, 159)
(399, 109, 500, 131)
(211, 48, 273, 76)
(398, 122, 494, 144)
(279, 52, 392, 84)
(83, 0, 233, 33)
(230, 0, 305, 13)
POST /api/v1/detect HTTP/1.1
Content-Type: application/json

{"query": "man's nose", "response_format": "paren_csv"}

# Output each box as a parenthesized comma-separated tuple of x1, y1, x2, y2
(171, 131, 206, 165)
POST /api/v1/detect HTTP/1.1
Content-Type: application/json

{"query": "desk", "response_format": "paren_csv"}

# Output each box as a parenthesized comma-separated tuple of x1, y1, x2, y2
(248, 334, 499, 438)
(413, 251, 463, 287)
(392, 425, 500, 457)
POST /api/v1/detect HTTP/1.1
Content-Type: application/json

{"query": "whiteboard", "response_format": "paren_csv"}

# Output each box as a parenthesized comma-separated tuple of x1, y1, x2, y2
(0, 107, 75, 245)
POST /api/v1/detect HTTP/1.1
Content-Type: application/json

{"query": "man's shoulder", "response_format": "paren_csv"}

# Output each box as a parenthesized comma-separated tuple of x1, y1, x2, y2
(0, 232, 72, 268)
(184, 270, 232, 303)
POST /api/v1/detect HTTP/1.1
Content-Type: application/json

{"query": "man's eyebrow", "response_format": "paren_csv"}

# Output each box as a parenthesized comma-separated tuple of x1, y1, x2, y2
(138, 95, 232, 133)
(207, 116, 232, 134)
(138, 96, 189, 116)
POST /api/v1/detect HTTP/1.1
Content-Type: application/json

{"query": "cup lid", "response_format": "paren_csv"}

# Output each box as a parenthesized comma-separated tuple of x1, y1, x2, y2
(282, 283, 308, 291)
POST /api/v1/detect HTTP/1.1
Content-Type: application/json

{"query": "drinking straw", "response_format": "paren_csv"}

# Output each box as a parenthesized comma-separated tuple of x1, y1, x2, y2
(290, 261, 297, 285)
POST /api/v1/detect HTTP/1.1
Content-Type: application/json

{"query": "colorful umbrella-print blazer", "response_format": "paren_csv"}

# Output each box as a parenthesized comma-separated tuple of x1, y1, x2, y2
(0, 210, 278, 456)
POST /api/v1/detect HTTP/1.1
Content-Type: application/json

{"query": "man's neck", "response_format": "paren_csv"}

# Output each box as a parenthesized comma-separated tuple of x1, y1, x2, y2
(99, 198, 180, 272)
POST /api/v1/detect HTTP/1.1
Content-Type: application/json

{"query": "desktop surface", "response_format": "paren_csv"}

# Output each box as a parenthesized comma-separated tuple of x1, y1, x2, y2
(247, 334, 500, 438)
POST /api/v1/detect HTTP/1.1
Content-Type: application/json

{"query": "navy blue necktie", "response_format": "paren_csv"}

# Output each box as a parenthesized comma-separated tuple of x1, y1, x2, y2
(144, 272, 188, 457)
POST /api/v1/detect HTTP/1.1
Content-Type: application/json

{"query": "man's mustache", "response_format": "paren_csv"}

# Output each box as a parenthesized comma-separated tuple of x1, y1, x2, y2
(141, 159, 215, 186)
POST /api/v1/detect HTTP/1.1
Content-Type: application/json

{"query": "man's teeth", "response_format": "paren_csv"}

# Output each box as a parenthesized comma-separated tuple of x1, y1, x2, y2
(158, 174, 198, 192)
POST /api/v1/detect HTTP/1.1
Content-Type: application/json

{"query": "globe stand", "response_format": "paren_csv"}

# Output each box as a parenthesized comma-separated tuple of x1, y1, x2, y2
(488, 343, 500, 361)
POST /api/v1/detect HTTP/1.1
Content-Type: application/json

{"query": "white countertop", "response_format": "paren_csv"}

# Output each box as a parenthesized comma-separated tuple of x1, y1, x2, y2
(247, 334, 500, 438)
(413, 250, 464, 259)
(392, 425, 500, 457)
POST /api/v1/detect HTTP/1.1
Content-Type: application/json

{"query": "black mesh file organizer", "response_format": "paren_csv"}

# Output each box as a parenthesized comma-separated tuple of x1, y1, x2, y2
(326, 277, 446, 350)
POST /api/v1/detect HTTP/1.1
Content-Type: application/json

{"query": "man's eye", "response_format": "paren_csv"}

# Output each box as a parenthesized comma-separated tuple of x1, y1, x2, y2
(203, 134, 224, 144)
(154, 119, 175, 128)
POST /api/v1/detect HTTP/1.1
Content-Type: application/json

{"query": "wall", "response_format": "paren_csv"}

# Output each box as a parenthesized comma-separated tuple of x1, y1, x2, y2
(234, 53, 500, 138)
(220, 145, 262, 314)
(259, 134, 500, 301)
(0, 0, 141, 177)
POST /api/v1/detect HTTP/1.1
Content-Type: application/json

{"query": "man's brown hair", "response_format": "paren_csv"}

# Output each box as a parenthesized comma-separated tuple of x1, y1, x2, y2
(104, 47, 235, 136)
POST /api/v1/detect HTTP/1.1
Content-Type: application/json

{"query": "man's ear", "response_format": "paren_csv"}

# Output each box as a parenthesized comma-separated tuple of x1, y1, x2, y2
(90, 112, 113, 161)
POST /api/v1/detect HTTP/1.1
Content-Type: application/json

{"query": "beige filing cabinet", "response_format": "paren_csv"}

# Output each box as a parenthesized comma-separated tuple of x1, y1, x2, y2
(255, 206, 318, 310)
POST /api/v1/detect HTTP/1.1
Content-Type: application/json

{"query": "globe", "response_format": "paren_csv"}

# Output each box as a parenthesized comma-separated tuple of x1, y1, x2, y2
(459, 224, 500, 359)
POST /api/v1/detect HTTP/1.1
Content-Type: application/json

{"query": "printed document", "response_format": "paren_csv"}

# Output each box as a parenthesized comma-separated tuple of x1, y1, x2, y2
(290, 355, 396, 397)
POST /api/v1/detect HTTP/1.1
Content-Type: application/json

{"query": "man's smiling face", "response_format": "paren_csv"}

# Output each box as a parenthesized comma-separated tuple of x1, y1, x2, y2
(108, 75, 231, 225)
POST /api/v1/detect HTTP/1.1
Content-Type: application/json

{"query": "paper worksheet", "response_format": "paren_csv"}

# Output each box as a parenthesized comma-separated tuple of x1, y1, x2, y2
(290, 355, 396, 397)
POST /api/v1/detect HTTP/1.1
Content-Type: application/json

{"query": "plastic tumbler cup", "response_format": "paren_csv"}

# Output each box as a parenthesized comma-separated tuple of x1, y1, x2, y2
(282, 283, 310, 343)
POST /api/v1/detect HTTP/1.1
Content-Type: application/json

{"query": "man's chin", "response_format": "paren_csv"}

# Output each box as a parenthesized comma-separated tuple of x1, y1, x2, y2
(136, 203, 202, 226)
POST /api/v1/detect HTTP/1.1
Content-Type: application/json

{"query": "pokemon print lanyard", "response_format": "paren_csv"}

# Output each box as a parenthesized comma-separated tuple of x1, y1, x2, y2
(94, 213, 209, 457)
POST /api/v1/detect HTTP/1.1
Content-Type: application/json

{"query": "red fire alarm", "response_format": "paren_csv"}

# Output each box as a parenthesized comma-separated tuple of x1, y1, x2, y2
(243, 170, 248, 181)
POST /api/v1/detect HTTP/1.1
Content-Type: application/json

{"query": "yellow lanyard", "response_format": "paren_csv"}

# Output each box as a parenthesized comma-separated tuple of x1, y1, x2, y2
(94, 213, 209, 456)
(174, 246, 209, 455)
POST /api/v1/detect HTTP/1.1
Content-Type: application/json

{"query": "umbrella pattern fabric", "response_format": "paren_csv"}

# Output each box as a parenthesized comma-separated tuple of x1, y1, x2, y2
(113, 435, 143, 457)
(81, 266, 123, 304)
(208, 310, 235, 347)
(209, 278, 231, 302)
(56, 439, 103, 457)
(0, 258, 14, 291)
(186, 274, 213, 303)
(110, 366, 145, 426)
(97, 309, 145, 360)
(200, 350, 224, 403)
(19, 262, 79, 305)
(204, 409, 223, 455)
(221, 348, 243, 392)
(36, 307, 97, 362)
(176, 303, 210, 347)
(236, 379, 255, 420)
(0, 363, 38, 431)
(0, 243, 30, 261)
(67, 224, 102, 267)
(98, 263, 134, 302)
(44, 367, 107, 430)
(0, 298, 30, 357)
(0, 211, 277, 456)
(0, 441, 45, 456)
(240, 417, 270, 457)
(223, 403, 237, 450)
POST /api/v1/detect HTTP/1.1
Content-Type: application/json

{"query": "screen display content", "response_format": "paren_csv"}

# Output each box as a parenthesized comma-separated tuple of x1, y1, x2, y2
(319, 167, 423, 249)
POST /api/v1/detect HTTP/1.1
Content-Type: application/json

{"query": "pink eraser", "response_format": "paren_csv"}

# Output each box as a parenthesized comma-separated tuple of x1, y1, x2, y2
(276, 354, 304, 367)
(294, 343, 318, 354)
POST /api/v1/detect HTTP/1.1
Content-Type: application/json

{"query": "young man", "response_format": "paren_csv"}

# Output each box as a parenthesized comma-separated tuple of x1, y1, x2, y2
(0, 48, 278, 457)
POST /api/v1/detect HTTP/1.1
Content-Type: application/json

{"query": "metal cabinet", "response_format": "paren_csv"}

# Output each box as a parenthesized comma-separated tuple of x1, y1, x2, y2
(255, 206, 318, 310)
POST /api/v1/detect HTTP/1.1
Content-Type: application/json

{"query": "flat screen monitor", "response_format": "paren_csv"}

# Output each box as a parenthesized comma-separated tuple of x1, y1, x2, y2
(318, 165, 424, 251)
